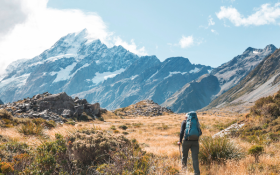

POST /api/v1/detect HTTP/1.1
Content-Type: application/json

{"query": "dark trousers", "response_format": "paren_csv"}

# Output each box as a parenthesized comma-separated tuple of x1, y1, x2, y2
(182, 140, 200, 175)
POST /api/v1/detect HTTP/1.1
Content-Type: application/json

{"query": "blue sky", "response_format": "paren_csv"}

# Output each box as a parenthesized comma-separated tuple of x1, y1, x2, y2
(1, 0, 280, 74)
(47, 0, 280, 67)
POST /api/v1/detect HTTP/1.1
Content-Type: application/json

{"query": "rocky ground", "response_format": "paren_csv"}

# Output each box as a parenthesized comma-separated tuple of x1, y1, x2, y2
(113, 99, 173, 117)
(0, 92, 101, 123)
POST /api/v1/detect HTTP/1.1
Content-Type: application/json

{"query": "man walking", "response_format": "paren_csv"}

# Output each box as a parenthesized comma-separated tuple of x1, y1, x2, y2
(177, 111, 202, 175)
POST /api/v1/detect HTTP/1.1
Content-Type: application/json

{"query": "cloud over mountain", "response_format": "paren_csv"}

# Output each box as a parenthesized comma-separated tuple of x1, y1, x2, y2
(0, 0, 147, 75)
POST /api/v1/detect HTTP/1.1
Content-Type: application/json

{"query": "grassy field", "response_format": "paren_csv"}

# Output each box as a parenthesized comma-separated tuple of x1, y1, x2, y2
(1, 109, 280, 174)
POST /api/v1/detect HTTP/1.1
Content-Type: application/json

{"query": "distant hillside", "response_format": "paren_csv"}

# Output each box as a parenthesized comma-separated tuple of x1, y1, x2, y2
(163, 44, 277, 113)
(0, 99, 3, 105)
(74, 56, 212, 110)
(162, 74, 220, 113)
(206, 48, 280, 109)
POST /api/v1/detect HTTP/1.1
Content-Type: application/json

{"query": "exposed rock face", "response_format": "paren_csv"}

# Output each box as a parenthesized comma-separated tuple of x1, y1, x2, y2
(162, 44, 277, 113)
(206, 48, 280, 110)
(75, 56, 212, 110)
(162, 74, 220, 113)
(113, 100, 173, 117)
(0, 92, 100, 123)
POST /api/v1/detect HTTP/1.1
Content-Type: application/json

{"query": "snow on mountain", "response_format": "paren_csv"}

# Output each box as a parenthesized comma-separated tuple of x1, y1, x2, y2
(162, 44, 277, 113)
(0, 29, 139, 103)
(74, 56, 212, 110)
(207, 47, 280, 111)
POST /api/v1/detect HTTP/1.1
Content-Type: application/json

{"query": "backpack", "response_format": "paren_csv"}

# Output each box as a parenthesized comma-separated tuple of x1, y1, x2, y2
(184, 111, 202, 140)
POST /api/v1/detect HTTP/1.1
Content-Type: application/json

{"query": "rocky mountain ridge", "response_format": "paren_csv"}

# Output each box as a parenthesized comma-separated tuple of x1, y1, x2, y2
(75, 56, 212, 110)
(163, 44, 277, 113)
(0, 29, 212, 112)
(206, 47, 280, 110)
(0, 29, 139, 103)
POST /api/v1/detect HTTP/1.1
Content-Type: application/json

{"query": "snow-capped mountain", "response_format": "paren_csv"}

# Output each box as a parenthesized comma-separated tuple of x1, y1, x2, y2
(207, 47, 280, 110)
(162, 44, 277, 113)
(74, 56, 212, 109)
(0, 29, 139, 103)
(0, 29, 212, 109)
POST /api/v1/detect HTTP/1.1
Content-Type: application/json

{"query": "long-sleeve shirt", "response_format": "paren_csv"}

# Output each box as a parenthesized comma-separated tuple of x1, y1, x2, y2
(179, 120, 186, 143)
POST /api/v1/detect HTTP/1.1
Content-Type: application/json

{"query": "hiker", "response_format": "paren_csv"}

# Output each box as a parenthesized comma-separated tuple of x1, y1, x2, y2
(177, 111, 202, 175)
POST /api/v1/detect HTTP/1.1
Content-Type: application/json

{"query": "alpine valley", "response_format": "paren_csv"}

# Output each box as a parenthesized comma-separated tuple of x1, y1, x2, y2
(0, 29, 278, 112)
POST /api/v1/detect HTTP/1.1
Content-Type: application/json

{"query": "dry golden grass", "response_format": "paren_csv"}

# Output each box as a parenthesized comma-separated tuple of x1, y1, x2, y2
(1, 111, 279, 174)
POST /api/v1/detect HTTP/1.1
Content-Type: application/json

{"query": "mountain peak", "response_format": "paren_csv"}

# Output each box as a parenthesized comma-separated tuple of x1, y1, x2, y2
(264, 44, 277, 52)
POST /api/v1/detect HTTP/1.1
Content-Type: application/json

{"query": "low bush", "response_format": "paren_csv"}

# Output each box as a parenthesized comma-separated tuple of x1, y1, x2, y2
(118, 125, 128, 130)
(67, 130, 132, 166)
(77, 112, 93, 121)
(65, 121, 75, 125)
(44, 120, 56, 128)
(0, 109, 13, 120)
(110, 125, 116, 130)
(199, 136, 244, 164)
(113, 130, 120, 134)
(18, 121, 44, 136)
(248, 145, 264, 163)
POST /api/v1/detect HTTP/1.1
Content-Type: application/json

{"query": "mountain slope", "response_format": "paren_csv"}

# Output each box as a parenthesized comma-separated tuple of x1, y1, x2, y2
(206, 48, 280, 109)
(0, 99, 3, 105)
(0, 29, 139, 103)
(162, 74, 220, 113)
(74, 57, 212, 110)
(162, 44, 277, 113)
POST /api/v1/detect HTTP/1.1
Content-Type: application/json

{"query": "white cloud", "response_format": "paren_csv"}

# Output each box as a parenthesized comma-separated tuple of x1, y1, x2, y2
(216, 3, 280, 26)
(208, 15, 215, 26)
(0, 0, 27, 38)
(179, 35, 194, 48)
(200, 15, 215, 29)
(0, 0, 147, 74)
(211, 29, 219, 35)
(113, 37, 147, 56)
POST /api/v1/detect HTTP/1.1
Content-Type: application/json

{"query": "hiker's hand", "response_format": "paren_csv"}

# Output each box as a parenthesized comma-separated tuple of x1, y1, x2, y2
(177, 142, 181, 145)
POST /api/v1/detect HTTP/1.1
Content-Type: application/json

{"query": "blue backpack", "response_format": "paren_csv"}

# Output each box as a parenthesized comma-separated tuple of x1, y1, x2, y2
(184, 111, 202, 140)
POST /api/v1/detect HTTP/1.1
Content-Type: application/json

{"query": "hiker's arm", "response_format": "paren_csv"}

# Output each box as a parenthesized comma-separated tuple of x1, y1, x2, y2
(179, 121, 186, 143)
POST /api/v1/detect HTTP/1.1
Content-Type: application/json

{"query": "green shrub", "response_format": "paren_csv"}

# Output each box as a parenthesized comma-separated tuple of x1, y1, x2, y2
(0, 109, 13, 120)
(67, 130, 132, 165)
(65, 121, 75, 125)
(18, 121, 44, 136)
(21, 134, 71, 174)
(199, 136, 244, 164)
(0, 140, 30, 165)
(118, 125, 128, 130)
(263, 103, 280, 117)
(110, 125, 116, 130)
(44, 120, 56, 128)
(248, 145, 264, 163)
(113, 130, 120, 134)
(97, 117, 104, 121)
(122, 131, 129, 135)
(77, 112, 93, 121)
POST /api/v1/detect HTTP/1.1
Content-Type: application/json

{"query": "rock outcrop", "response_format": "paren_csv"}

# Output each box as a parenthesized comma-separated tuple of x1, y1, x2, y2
(0, 92, 101, 123)
(113, 100, 173, 117)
